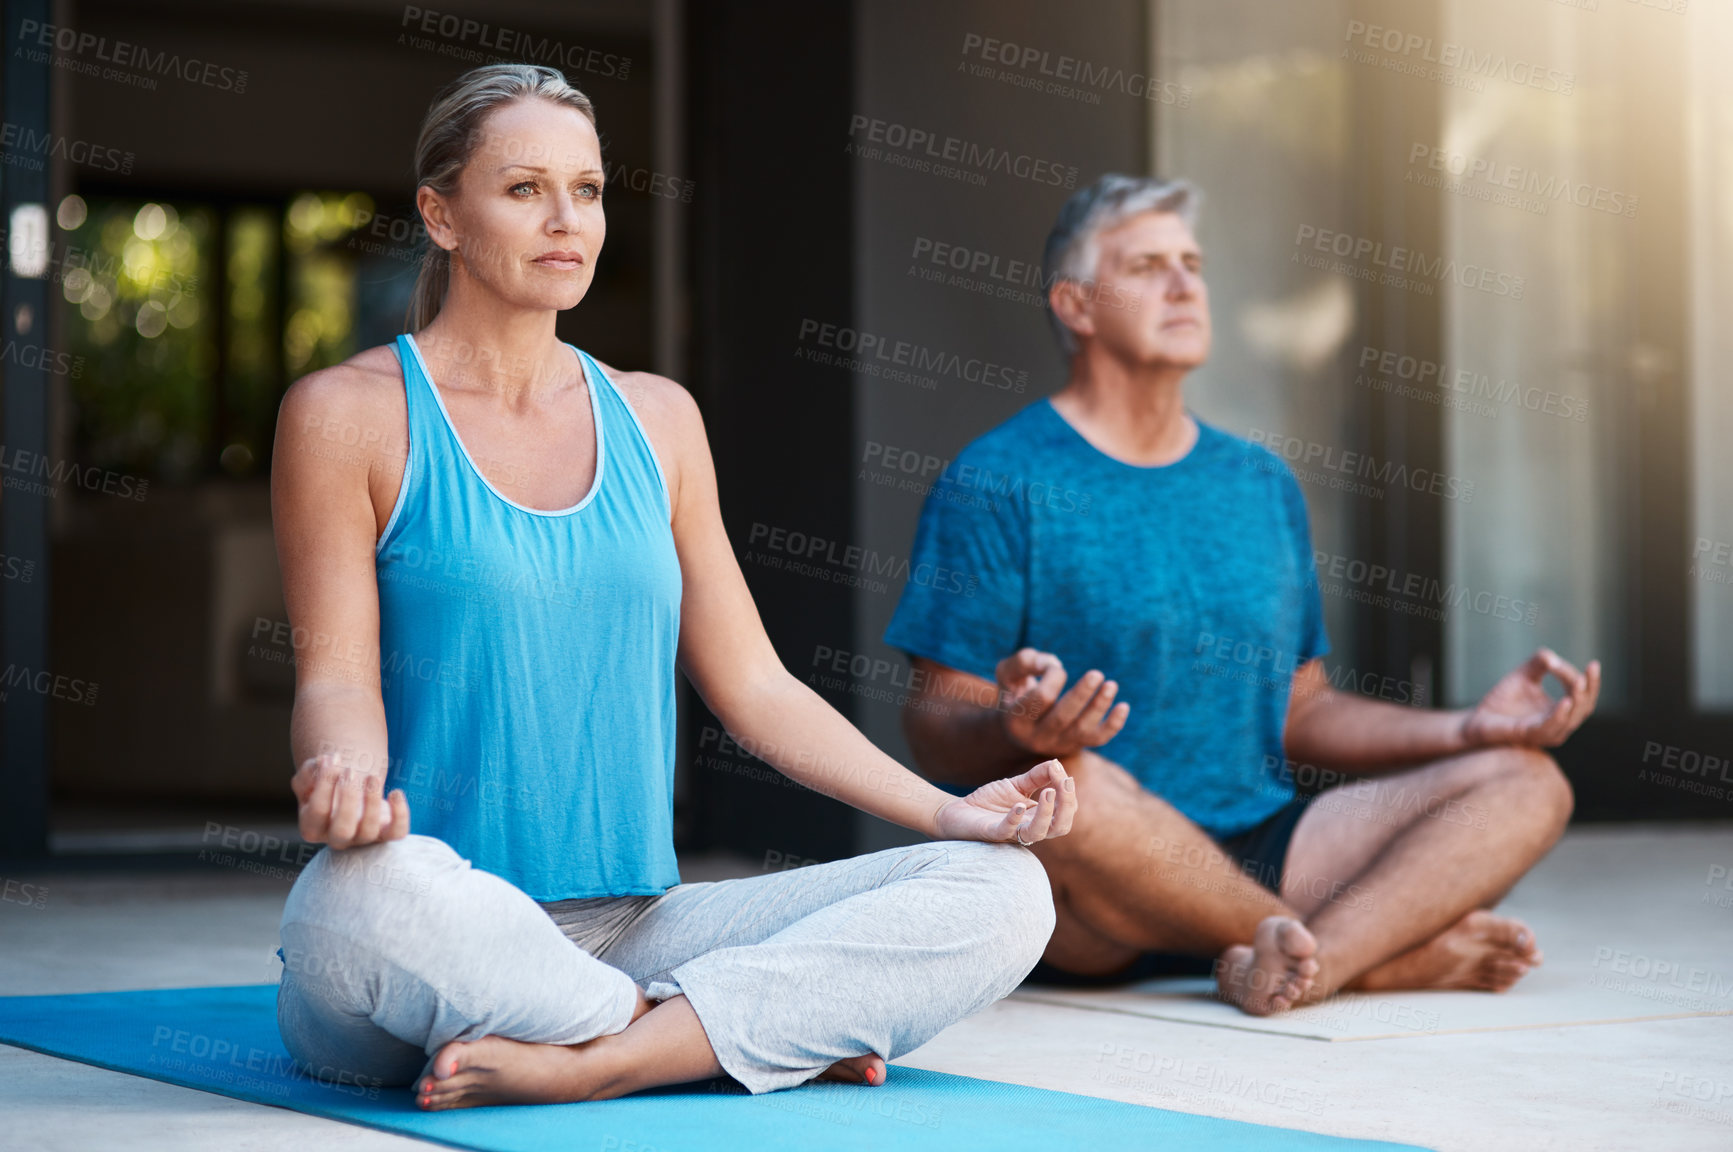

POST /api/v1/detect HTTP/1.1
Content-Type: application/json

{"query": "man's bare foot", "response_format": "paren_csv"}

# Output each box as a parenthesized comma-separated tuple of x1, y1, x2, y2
(1214, 916, 1320, 1016)
(1350, 910, 1542, 993)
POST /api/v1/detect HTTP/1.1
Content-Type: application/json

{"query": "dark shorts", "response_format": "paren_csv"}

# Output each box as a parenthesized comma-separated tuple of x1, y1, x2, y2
(1024, 793, 1314, 987)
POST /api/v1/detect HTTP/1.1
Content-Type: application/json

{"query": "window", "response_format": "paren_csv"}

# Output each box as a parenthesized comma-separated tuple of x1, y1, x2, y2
(57, 191, 410, 484)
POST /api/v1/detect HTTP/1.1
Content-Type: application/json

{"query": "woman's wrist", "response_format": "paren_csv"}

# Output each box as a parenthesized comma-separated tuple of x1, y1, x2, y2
(930, 795, 959, 839)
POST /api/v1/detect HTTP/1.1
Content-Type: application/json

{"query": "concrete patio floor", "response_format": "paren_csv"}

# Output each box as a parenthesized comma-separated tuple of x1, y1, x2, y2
(2, 823, 1730, 1151)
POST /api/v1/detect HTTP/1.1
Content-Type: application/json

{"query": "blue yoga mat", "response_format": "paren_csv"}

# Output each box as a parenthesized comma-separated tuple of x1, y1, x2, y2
(0, 985, 1427, 1151)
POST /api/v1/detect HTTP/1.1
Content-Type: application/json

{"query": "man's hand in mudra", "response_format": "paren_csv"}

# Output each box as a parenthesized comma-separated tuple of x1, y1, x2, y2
(1461, 647, 1601, 749)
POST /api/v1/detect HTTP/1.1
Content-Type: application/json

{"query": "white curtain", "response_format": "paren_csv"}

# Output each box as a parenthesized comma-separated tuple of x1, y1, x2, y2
(1439, 0, 1633, 707)
(1688, 1, 1733, 710)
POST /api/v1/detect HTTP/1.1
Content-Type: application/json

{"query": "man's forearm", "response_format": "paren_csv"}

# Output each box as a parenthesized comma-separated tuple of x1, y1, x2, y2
(903, 688, 1037, 788)
(1284, 686, 1473, 773)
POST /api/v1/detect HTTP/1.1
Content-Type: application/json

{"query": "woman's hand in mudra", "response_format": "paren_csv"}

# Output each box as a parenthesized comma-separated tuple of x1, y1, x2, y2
(934, 759, 1076, 845)
(292, 751, 412, 849)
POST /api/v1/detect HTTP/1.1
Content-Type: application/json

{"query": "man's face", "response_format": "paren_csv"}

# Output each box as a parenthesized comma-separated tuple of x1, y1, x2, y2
(1077, 210, 1210, 370)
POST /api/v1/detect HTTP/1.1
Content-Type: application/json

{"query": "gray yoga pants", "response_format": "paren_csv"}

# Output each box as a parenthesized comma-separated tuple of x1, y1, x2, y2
(275, 833, 1054, 1094)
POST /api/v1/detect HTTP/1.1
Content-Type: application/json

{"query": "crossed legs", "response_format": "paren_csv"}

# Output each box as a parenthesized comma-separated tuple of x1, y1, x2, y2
(1030, 746, 1573, 1013)
(277, 835, 1054, 1108)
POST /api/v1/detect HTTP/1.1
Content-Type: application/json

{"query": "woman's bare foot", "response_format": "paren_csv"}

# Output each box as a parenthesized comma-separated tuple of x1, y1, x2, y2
(418, 1035, 612, 1110)
(417, 1039, 888, 1110)
(1350, 910, 1542, 993)
(1214, 915, 1320, 1016)
(817, 1052, 886, 1086)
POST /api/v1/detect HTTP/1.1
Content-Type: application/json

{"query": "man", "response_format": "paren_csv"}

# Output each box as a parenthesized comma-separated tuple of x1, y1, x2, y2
(883, 174, 1599, 1016)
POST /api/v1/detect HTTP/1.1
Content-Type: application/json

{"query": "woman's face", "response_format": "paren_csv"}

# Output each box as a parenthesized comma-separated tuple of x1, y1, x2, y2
(422, 96, 606, 314)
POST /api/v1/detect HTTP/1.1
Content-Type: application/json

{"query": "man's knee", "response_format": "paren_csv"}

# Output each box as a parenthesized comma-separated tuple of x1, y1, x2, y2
(1056, 750, 1159, 822)
(1042, 750, 1183, 861)
(1505, 747, 1575, 831)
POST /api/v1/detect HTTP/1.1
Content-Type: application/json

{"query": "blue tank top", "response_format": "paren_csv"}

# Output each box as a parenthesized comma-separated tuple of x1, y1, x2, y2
(374, 332, 683, 900)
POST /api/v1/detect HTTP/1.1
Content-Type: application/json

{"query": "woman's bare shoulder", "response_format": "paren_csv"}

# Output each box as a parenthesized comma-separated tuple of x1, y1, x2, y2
(591, 361, 708, 467)
(590, 359, 704, 442)
(278, 343, 410, 450)
(282, 344, 404, 416)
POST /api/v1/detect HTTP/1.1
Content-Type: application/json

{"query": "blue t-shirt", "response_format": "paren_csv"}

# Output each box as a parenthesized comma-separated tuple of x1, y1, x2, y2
(883, 398, 1328, 837)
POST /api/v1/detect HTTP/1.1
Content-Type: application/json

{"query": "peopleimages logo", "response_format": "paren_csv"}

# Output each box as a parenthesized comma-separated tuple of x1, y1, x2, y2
(745, 522, 980, 597)
(0, 122, 133, 174)
(1406, 144, 1638, 218)
(1356, 345, 1587, 423)
(1294, 225, 1525, 299)
(397, 6, 631, 79)
(15, 19, 249, 93)
(0, 445, 145, 500)
(795, 318, 1029, 394)
(1246, 430, 1476, 504)
(860, 440, 1092, 516)
(1313, 550, 1539, 627)
(846, 114, 1078, 188)
(1342, 20, 1575, 94)
(958, 33, 1191, 107)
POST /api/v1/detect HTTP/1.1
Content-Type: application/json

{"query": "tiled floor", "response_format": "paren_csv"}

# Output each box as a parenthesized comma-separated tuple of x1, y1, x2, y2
(3, 825, 1730, 1151)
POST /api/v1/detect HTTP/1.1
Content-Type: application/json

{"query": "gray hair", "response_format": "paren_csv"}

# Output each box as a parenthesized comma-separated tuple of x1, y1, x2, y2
(1041, 174, 1201, 357)
(407, 63, 598, 331)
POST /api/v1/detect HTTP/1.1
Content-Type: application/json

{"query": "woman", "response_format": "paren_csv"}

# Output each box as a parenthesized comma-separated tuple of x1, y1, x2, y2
(271, 62, 1075, 1112)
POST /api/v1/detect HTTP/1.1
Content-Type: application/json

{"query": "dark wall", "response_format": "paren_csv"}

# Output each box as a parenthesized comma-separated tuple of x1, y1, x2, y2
(680, 0, 861, 862)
